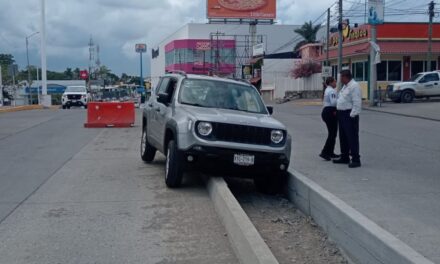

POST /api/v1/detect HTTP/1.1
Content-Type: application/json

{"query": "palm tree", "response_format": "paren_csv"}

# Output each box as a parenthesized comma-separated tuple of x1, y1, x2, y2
(294, 21, 322, 51)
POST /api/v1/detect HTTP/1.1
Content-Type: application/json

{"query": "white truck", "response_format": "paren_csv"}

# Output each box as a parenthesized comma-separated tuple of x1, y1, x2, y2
(387, 71, 440, 103)
(61, 86, 91, 109)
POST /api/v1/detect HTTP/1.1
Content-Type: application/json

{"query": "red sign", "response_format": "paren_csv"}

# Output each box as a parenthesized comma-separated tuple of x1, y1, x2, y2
(80, 70, 89, 80)
(207, 0, 276, 20)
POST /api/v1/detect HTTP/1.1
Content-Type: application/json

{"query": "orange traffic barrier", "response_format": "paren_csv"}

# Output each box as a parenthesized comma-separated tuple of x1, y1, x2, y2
(84, 102, 135, 128)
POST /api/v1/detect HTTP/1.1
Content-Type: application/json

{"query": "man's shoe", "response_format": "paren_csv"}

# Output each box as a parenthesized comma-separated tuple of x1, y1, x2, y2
(330, 154, 340, 159)
(349, 161, 361, 168)
(333, 158, 350, 164)
(319, 153, 331, 161)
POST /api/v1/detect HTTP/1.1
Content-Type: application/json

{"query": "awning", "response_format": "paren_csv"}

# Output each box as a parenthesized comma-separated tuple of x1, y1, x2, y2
(250, 77, 261, 84)
(379, 42, 440, 54)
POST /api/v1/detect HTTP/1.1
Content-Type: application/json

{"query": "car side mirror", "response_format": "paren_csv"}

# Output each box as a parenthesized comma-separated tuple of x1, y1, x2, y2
(157, 93, 170, 105)
(267, 106, 274, 115)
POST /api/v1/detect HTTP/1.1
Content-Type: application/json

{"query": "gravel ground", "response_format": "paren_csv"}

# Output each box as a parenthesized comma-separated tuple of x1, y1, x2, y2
(226, 178, 348, 264)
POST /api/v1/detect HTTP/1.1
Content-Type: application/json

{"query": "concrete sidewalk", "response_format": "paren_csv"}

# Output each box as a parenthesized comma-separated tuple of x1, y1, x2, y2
(274, 102, 440, 263)
(365, 100, 440, 121)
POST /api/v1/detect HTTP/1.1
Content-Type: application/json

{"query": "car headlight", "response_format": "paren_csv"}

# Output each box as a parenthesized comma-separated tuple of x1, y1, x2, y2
(197, 122, 213, 136)
(271, 130, 284, 144)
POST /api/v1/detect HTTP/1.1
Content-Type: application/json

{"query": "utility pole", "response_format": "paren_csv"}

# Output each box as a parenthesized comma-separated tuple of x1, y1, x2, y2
(369, 26, 377, 106)
(326, 8, 330, 66)
(337, 0, 343, 89)
(40, 0, 50, 106)
(427, 1, 435, 72)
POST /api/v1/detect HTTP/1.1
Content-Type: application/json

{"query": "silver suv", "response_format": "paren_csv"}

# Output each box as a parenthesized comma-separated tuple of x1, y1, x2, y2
(140, 72, 291, 194)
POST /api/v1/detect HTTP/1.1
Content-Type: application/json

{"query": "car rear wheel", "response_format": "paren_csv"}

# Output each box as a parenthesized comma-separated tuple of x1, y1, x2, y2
(254, 172, 286, 195)
(401, 90, 414, 103)
(140, 125, 156, 163)
(165, 140, 184, 188)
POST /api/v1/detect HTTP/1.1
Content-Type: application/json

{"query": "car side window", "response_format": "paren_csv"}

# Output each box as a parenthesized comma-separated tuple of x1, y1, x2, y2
(157, 78, 170, 95)
(421, 73, 439, 83)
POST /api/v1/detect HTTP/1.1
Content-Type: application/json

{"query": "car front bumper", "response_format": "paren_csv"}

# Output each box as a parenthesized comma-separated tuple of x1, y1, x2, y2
(181, 145, 290, 177)
(63, 100, 87, 107)
(387, 90, 402, 100)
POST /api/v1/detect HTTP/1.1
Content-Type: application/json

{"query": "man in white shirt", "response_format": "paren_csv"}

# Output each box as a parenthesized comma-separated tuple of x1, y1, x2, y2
(333, 70, 362, 168)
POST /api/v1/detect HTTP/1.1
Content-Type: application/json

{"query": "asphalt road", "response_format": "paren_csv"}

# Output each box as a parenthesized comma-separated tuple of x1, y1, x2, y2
(274, 102, 440, 263)
(0, 109, 237, 263)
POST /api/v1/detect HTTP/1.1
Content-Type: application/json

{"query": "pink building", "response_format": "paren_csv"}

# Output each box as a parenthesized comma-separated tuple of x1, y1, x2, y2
(165, 39, 236, 75)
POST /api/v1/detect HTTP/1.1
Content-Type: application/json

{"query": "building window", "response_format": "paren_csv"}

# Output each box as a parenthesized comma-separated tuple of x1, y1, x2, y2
(364, 61, 369, 81)
(377, 61, 387, 81)
(388, 61, 402, 81)
(332, 65, 338, 79)
(352, 62, 365, 81)
(424, 61, 437, 71)
(411, 61, 424, 77)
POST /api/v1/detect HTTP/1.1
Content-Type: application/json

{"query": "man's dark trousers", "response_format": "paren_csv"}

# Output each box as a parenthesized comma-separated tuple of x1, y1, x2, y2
(337, 110, 360, 162)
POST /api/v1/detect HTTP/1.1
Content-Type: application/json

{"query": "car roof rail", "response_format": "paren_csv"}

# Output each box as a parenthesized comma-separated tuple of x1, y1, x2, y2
(166, 70, 187, 77)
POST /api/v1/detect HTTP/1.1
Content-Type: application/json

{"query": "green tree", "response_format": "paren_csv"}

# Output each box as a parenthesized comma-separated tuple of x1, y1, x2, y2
(73, 68, 80, 80)
(0, 54, 16, 84)
(294, 21, 321, 51)
(64, 68, 73, 79)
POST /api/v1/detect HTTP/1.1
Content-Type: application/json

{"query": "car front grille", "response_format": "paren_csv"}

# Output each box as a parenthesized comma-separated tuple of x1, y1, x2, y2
(198, 122, 285, 146)
(67, 94, 82, 100)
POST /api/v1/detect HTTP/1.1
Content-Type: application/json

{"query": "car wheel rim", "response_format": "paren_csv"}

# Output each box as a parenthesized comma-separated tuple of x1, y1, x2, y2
(166, 149, 170, 179)
(141, 130, 146, 155)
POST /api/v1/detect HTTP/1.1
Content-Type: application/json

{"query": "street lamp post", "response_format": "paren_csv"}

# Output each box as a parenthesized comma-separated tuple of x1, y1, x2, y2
(135, 44, 147, 90)
(26, 31, 39, 105)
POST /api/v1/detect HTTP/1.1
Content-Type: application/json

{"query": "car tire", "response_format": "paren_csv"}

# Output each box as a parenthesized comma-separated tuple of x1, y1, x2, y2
(140, 125, 156, 163)
(401, 90, 414, 103)
(62, 105, 66, 109)
(84, 105, 88, 109)
(165, 140, 184, 188)
(254, 172, 286, 195)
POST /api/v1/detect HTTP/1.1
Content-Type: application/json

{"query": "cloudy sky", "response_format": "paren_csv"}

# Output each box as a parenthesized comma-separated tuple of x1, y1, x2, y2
(0, 0, 431, 76)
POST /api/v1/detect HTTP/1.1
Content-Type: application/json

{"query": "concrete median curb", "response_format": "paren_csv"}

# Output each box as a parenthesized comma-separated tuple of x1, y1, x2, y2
(206, 176, 279, 264)
(0, 105, 59, 113)
(286, 169, 434, 264)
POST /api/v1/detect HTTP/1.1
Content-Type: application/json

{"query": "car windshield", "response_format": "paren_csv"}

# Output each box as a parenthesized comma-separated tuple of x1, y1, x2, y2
(179, 79, 267, 114)
(409, 74, 423, 82)
(66, 86, 86, 93)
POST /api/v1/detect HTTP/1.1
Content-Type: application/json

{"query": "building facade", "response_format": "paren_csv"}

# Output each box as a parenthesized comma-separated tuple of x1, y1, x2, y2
(151, 23, 301, 88)
(318, 23, 440, 99)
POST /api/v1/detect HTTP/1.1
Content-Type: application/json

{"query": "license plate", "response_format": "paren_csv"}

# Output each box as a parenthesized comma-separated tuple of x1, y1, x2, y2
(233, 154, 255, 166)
(71, 100, 77, 103)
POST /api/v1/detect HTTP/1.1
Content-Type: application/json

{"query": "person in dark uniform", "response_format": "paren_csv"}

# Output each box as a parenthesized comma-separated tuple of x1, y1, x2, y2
(333, 70, 362, 168)
(319, 77, 340, 161)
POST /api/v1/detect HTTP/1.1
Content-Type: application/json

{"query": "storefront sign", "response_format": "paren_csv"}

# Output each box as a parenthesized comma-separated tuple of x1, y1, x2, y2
(331, 26, 369, 46)
(368, 0, 384, 25)
(253, 43, 265, 57)
(135, 43, 147, 53)
(196, 42, 211, 50)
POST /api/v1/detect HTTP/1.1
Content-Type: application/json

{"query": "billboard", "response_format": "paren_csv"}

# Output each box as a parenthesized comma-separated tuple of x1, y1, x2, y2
(368, 0, 384, 25)
(207, 0, 276, 20)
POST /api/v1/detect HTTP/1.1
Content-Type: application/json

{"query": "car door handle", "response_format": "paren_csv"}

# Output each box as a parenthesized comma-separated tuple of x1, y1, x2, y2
(147, 103, 153, 107)
(435, 83, 438, 85)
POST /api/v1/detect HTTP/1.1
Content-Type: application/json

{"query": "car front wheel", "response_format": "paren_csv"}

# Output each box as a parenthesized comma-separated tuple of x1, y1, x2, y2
(140, 126, 156, 163)
(401, 90, 414, 103)
(165, 140, 184, 188)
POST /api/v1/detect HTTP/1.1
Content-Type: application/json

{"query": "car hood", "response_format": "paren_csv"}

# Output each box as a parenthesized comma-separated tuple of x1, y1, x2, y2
(392, 81, 417, 86)
(63, 92, 87, 95)
(180, 105, 286, 130)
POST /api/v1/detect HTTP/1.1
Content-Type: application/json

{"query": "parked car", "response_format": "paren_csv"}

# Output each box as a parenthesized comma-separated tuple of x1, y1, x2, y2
(62, 86, 90, 109)
(387, 71, 440, 103)
(140, 72, 291, 194)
